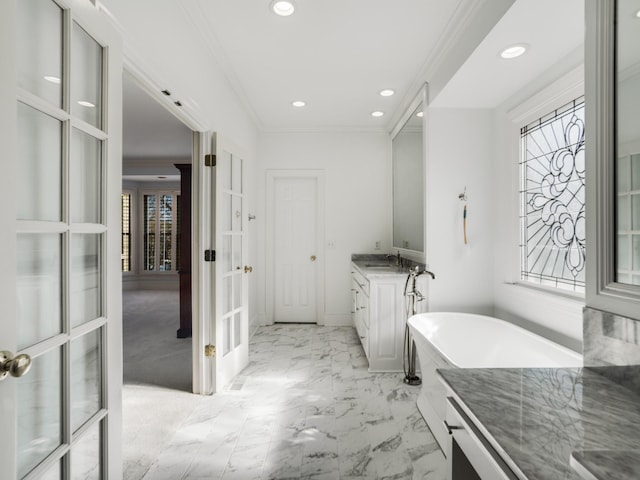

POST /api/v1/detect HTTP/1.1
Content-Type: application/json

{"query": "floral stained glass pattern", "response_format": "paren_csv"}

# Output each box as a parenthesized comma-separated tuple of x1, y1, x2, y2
(520, 97, 585, 292)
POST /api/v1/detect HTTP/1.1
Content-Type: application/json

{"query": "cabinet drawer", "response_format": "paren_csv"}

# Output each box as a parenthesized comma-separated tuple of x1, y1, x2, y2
(354, 310, 369, 359)
(446, 397, 518, 480)
(351, 267, 370, 297)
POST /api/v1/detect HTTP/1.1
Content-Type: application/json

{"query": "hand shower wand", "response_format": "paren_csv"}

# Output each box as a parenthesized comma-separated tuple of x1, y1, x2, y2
(403, 266, 435, 385)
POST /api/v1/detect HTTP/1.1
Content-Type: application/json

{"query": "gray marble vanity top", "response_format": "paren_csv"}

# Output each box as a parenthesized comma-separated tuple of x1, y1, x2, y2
(570, 450, 640, 480)
(438, 366, 640, 480)
(351, 254, 424, 277)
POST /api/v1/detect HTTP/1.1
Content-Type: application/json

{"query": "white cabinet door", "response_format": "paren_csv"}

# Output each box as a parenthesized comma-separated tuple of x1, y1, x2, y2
(0, 1, 123, 478)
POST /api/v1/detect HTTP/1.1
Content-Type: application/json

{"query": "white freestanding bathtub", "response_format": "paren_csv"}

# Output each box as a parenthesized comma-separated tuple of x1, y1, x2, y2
(407, 312, 582, 453)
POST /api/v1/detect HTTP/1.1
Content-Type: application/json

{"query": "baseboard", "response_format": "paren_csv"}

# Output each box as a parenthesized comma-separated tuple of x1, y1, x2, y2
(122, 275, 179, 291)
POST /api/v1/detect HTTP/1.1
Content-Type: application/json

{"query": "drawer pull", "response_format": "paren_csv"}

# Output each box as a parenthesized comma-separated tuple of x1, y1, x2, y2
(444, 420, 462, 435)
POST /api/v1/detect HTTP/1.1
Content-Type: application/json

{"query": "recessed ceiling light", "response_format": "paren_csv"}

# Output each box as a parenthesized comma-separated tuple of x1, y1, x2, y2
(292, 100, 306, 107)
(371, 111, 384, 118)
(636, 8, 640, 18)
(44, 75, 61, 84)
(379, 89, 395, 97)
(77, 100, 95, 108)
(270, 0, 296, 16)
(416, 111, 424, 118)
(500, 44, 528, 59)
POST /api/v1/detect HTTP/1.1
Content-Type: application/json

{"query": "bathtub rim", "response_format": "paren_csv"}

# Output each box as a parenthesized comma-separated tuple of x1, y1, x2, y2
(407, 311, 583, 369)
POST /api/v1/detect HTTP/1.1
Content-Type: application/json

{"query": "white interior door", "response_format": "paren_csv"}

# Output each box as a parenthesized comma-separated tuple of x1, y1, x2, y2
(268, 172, 323, 324)
(0, 1, 123, 478)
(198, 133, 249, 394)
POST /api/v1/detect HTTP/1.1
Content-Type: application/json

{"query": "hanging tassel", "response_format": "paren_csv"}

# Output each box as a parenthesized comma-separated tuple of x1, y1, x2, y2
(463, 204, 468, 245)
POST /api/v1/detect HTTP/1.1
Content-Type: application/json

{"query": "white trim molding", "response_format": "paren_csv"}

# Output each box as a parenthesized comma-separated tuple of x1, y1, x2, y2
(585, 0, 640, 320)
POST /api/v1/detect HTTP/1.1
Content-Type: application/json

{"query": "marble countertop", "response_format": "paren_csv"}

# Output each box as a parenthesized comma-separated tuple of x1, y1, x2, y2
(570, 450, 640, 480)
(351, 254, 423, 277)
(438, 366, 640, 480)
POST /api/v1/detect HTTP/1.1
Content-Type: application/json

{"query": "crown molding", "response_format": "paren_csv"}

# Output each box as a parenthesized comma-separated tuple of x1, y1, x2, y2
(180, 2, 264, 131)
(259, 126, 388, 135)
(387, 0, 514, 130)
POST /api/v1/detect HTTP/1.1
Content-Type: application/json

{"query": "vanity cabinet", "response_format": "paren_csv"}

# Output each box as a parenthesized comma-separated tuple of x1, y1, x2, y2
(351, 262, 425, 372)
(445, 397, 518, 480)
(351, 269, 370, 359)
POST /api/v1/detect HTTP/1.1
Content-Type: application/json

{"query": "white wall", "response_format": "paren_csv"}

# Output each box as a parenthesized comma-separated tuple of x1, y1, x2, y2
(103, 0, 258, 148)
(102, 0, 261, 331)
(491, 59, 585, 352)
(256, 131, 391, 326)
(425, 109, 495, 315)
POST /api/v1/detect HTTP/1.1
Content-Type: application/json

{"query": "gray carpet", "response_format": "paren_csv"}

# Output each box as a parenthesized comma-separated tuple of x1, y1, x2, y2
(123, 289, 191, 391)
(122, 289, 195, 480)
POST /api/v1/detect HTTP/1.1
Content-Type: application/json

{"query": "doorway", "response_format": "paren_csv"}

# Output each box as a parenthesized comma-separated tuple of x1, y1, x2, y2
(266, 170, 325, 324)
(121, 72, 193, 391)
(121, 71, 196, 477)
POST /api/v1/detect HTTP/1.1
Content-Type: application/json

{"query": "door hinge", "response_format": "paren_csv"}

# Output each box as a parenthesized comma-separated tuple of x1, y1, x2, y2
(204, 249, 216, 262)
(204, 344, 216, 358)
(205, 154, 216, 167)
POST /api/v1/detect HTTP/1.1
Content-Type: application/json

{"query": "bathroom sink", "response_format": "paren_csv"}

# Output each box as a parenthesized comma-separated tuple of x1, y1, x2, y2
(364, 263, 394, 268)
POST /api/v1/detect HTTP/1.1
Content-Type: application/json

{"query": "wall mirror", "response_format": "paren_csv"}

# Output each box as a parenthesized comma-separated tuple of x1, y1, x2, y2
(616, 0, 640, 286)
(392, 92, 425, 256)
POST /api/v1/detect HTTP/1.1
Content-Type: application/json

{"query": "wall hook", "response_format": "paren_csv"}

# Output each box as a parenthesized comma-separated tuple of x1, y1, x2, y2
(458, 187, 467, 202)
(248, 214, 256, 221)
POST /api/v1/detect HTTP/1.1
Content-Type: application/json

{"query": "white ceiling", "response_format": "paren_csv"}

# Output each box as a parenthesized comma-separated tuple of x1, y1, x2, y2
(121, 0, 586, 159)
(431, 0, 585, 108)
(185, 0, 463, 131)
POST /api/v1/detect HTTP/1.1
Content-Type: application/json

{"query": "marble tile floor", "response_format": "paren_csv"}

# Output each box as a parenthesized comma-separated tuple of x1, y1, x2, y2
(123, 293, 445, 479)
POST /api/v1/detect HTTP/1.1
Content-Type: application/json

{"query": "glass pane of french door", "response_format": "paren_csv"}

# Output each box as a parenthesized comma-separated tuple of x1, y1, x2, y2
(214, 142, 248, 390)
(13, 1, 108, 478)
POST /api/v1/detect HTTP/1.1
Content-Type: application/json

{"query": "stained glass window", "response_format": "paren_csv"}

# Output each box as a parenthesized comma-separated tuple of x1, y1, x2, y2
(520, 97, 585, 292)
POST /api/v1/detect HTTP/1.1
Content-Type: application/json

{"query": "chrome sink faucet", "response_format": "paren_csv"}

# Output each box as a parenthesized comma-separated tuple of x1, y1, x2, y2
(386, 251, 402, 266)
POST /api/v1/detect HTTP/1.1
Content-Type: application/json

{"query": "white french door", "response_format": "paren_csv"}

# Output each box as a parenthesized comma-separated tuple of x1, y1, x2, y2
(0, 1, 123, 479)
(197, 133, 249, 394)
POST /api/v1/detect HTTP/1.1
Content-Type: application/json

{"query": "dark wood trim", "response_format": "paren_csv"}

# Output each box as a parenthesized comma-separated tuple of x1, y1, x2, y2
(175, 163, 192, 338)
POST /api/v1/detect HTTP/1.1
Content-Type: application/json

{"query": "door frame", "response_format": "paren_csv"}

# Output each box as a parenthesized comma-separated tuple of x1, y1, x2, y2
(120, 66, 212, 394)
(265, 169, 325, 325)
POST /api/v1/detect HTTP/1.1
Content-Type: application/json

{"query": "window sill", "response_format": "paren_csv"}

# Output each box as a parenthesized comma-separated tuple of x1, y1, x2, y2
(504, 281, 585, 302)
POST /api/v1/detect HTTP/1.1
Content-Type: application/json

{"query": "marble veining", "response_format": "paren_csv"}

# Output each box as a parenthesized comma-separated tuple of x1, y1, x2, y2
(140, 324, 446, 480)
(583, 307, 640, 367)
(571, 450, 640, 480)
(438, 366, 640, 480)
(351, 254, 425, 276)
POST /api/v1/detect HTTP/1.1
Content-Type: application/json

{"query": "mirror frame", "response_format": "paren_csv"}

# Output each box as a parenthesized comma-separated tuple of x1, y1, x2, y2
(390, 84, 427, 262)
(586, 0, 640, 320)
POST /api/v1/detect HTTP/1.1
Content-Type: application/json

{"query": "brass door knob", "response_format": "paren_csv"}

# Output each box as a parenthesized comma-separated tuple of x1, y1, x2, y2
(0, 351, 32, 381)
(310, 255, 316, 261)
(244, 265, 253, 273)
